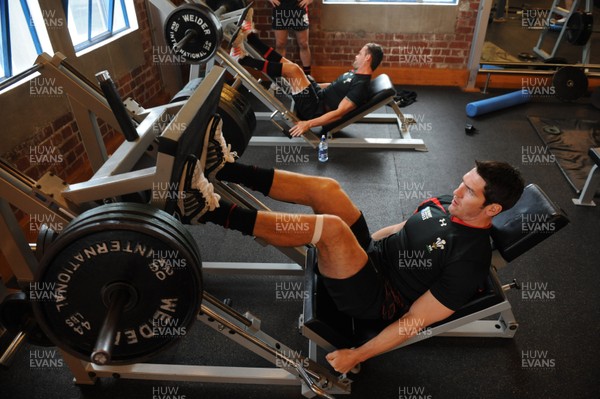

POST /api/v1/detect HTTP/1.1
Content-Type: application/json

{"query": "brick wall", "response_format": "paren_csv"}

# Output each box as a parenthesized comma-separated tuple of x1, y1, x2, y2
(252, 0, 479, 72)
(3, 0, 167, 183)
(3, 0, 480, 182)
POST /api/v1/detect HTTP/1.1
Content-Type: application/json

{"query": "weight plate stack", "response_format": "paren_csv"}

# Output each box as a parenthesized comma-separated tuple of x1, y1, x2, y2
(566, 12, 593, 46)
(164, 4, 223, 64)
(31, 203, 203, 364)
(0, 292, 54, 347)
(171, 79, 255, 156)
(553, 66, 588, 102)
(220, 84, 256, 156)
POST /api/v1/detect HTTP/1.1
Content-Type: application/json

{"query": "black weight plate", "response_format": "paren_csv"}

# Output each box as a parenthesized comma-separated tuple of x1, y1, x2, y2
(36, 224, 58, 261)
(1, 292, 54, 346)
(164, 4, 223, 64)
(170, 80, 255, 157)
(220, 84, 255, 156)
(61, 212, 202, 272)
(566, 12, 593, 46)
(53, 203, 202, 280)
(32, 209, 203, 364)
(0, 292, 27, 332)
(553, 66, 588, 101)
(63, 203, 202, 268)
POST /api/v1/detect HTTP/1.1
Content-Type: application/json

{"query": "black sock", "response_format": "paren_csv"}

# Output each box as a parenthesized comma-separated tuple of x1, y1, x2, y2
(350, 212, 372, 251)
(216, 163, 275, 196)
(303, 65, 311, 75)
(202, 200, 257, 236)
(239, 57, 283, 78)
(247, 33, 282, 62)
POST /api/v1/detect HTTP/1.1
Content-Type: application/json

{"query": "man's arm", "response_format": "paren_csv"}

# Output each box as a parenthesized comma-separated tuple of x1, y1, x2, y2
(325, 290, 454, 374)
(289, 97, 356, 137)
(371, 221, 406, 240)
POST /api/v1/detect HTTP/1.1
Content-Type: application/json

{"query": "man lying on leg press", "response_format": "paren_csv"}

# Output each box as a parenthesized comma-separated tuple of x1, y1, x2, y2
(229, 9, 383, 137)
(180, 121, 525, 374)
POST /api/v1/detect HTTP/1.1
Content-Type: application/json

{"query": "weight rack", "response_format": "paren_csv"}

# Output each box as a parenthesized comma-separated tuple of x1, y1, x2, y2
(0, 53, 350, 398)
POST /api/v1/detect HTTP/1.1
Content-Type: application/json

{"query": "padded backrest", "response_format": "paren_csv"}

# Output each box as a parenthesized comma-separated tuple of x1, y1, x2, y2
(321, 74, 396, 132)
(368, 73, 396, 100)
(491, 184, 569, 262)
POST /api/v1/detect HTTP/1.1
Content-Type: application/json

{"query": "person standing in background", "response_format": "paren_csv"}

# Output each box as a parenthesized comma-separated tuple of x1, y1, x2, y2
(269, 0, 313, 76)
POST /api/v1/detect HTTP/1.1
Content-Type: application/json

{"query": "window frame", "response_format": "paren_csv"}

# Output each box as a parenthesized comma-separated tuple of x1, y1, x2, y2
(1, 0, 48, 81)
(66, 0, 132, 53)
(0, 0, 136, 82)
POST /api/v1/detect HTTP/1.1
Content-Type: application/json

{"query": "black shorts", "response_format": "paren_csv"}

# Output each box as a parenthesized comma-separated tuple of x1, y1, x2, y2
(320, 217, 408, 321)
(291, 80, 324, 120)
(272, 3, 309, 31)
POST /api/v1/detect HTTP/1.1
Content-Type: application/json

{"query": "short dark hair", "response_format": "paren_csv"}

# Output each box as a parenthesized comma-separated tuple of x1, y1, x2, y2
(365, 43, 383, 70)
(475, 160, 525, 211)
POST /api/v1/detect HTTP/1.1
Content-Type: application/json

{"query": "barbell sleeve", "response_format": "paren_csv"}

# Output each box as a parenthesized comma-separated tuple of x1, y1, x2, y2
(90, 289, 130, 365)
(95, 70, 139, 142)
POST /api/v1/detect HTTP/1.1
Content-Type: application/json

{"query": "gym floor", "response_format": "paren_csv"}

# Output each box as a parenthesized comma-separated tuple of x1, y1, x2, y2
(1, 86, 599, 398)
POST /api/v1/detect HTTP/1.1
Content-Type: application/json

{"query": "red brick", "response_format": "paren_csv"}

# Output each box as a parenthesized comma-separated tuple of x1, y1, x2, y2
(52, 113, 72, 132)
(449, 41, 470, 49)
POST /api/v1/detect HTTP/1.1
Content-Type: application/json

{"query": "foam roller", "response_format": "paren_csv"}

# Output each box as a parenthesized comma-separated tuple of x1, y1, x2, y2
(466, 90, 530, 118)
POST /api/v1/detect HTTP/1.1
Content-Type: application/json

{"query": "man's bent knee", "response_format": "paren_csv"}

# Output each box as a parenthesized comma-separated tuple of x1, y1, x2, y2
(316, 215, 367, 279)
(307, 177, 342, 204)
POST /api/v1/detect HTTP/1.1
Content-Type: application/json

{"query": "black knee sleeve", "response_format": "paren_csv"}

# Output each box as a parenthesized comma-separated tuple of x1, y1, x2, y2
(350, 212, 372, 251)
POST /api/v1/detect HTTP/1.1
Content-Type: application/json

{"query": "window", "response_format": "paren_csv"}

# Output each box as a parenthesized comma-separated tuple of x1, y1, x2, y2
(65, 0, 132, 52)
(0, 0, 53, 82)
(323, 0, 457, 4)
(0, 1, 137, 82)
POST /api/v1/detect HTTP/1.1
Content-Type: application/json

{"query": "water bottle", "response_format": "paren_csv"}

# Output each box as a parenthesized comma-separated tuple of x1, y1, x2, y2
(318, 135, 328, 163)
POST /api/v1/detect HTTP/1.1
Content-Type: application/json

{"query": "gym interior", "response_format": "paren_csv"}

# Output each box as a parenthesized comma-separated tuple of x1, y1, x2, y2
(1, 0, 599, 398)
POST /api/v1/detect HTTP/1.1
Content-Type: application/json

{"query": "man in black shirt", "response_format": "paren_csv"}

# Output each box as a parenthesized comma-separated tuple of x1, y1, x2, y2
(178, 139, 524, 374)
(230, 16, 382, 137)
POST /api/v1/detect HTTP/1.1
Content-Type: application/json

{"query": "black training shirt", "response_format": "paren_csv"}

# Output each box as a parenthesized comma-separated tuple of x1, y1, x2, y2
(371, 196, 492, 311)
(320, 71, 371, 111)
